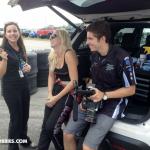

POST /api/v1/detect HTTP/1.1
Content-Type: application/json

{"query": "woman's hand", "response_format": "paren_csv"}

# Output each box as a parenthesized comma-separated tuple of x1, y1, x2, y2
(22, 63, 31, 73)
(46, 96, 58, 108)
(0, 49, 8, 61)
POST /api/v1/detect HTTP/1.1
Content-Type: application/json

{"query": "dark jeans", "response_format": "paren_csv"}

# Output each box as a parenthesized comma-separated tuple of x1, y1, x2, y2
(3, 83, 30, 150)
(38, 83, 74, 150)
(38, 99, 66, 150)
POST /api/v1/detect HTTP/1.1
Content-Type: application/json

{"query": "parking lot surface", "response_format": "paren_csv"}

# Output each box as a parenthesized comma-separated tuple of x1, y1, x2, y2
(0, 85, 56, 150)
(0, 37, 50, 52)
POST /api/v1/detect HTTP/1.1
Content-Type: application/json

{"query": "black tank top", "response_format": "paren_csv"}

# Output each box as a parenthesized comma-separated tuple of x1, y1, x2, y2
(54, 50, 70, 81)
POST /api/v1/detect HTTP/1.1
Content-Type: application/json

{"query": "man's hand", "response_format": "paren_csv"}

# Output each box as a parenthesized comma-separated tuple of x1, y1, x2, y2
(88, 88, 104, 102)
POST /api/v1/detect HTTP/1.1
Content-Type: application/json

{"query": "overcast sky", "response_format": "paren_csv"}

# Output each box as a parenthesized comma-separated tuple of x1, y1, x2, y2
(0, 0, 82, 29)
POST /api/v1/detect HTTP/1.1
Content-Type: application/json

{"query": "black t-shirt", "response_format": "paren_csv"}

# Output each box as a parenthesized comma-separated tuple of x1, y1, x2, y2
(1, 44, 27, 87)
(90, 45, 136, 118)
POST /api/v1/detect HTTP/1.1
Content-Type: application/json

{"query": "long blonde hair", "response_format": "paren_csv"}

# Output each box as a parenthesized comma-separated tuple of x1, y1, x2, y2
(48, 29, 73, 71)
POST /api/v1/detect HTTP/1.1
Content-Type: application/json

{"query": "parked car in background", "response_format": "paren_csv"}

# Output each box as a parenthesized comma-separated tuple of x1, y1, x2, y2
(0, 28, 4, 37)
(21, 29, 31, 37)
(28, 30, 37, 38)
(36, 28, 54, 39)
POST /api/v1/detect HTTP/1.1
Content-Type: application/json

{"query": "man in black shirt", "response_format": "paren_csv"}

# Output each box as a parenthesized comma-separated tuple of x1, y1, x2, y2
(63, 21, 136, 150)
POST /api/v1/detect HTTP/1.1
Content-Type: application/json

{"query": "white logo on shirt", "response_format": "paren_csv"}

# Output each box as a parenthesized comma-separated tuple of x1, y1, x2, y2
(106, 64, 114, 71)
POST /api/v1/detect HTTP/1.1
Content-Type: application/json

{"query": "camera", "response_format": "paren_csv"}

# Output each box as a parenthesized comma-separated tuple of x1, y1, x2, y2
(77, 88, 103, 124)
(76, 89, 95, 97)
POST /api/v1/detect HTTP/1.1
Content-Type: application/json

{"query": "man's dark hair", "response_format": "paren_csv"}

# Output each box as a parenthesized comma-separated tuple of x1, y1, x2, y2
(86, 21, 111, 43)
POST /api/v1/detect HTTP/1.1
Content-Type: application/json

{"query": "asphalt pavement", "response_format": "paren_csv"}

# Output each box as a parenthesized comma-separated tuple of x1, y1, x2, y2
(0, 84, 55, 150)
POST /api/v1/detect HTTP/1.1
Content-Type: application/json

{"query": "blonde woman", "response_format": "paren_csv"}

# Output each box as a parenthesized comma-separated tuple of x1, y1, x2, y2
(37, 29, 78, 150)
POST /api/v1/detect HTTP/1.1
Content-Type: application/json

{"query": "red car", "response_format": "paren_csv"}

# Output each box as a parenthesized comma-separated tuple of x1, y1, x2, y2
(37, 28, 54, 39)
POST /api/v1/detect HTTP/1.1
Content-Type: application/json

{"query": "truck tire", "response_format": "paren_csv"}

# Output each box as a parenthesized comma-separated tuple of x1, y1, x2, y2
(33, 49, 50, 87)
(26, 52, 38, 95)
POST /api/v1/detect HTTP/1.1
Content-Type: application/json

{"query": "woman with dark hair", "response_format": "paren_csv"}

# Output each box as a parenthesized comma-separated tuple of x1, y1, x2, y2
(0, 22, 36, 150)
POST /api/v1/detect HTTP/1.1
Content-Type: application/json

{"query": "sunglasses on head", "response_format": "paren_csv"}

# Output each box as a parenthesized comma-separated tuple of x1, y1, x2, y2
(50, 33, 57, 40)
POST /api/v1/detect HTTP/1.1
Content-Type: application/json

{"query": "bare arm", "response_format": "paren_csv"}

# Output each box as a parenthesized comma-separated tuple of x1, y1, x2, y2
(105, 85, 136, 99)
(55, 50, 78, 101)
(0, 50, 8, 78)
(90, 85, 136, 102)
(46, 50, 78, 107)
(48, 71, 55, 99)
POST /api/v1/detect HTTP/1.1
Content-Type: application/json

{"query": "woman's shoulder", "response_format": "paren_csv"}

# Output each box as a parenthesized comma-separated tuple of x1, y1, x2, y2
(65, 49, 75, 57)
(65, 49, 78, 64)
(65, 48, 74, 53)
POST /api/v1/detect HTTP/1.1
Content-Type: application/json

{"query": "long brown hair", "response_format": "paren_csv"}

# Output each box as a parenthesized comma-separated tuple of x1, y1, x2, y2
(1, 22, 27, 59)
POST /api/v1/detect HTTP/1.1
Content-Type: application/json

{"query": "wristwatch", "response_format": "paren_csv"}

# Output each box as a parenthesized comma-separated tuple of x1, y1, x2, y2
(103, 92, 108, 101)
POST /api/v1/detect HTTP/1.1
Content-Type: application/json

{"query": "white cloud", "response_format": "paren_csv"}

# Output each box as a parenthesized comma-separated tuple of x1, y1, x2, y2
(0, 0, 82, 29)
